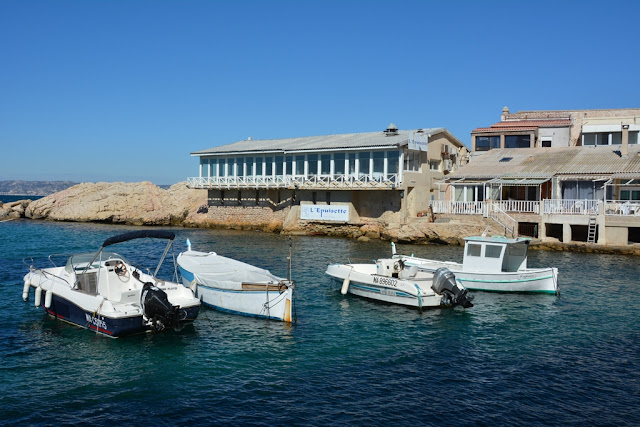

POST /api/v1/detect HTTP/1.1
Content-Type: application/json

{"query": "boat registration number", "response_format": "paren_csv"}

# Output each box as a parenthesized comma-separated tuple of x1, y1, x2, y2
(85, 313, 107, 330)
(373, 276, 398, 287)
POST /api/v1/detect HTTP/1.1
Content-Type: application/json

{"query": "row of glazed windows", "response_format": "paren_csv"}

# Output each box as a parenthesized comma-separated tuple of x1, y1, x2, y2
(200, 150, 404, 179)
(620, 190, 640, 201)
(475, 135, 532, 151)
(582, 131, 639, 146)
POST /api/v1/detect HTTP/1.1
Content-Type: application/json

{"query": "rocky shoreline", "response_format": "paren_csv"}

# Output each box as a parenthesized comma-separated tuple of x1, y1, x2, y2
(2, 181, 639, 255)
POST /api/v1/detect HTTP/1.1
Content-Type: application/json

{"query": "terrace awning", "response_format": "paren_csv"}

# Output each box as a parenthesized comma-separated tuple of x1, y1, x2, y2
(488, 177, 551, 187)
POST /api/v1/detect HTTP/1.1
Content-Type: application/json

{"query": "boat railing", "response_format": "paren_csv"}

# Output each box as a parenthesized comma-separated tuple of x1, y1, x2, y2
(22, 257, 73, 288)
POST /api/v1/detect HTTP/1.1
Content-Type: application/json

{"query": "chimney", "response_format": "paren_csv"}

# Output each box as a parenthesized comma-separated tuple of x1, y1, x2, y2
(501, 106, 510, 121)
(622, 124, 629, 157)
(384, 123, 399, 136)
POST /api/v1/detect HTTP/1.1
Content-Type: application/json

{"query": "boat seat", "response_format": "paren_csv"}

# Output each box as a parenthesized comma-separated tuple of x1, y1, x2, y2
(116, 290, 140, 304)
(399, 265, 418, 279)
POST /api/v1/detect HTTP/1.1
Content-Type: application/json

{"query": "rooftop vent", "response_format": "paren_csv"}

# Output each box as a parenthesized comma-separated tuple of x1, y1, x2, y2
(384, 123, 399, 136)
(499, 157, 513, 162)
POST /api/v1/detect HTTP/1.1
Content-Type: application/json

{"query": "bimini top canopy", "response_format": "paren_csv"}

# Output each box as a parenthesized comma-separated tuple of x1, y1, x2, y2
(102, 230, 176, 248)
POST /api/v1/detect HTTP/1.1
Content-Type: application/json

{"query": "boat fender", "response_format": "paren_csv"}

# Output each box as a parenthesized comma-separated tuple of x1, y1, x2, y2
(341, 277, 350, 295)
(44, 289, 53, 309)
(22, 280, 31, 302)
(34, 287, 42, 308)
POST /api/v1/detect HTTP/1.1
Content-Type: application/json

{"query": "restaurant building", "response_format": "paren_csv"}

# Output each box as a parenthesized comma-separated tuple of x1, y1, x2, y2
(188, 124, 469, 226)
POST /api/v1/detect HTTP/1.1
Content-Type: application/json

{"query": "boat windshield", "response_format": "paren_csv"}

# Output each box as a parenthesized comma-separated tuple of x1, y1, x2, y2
(65, 252, 130, 274)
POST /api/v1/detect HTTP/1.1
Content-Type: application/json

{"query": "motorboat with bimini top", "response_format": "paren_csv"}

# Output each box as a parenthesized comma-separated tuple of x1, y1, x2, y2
(393, 235, 559, 294)
(325, 257, 473, 309)
(22, 230, 200, 337)
(177, 239, 295, 322)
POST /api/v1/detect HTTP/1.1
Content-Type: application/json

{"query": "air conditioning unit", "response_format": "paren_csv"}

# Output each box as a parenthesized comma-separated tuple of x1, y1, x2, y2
(443, 159, 453, 171)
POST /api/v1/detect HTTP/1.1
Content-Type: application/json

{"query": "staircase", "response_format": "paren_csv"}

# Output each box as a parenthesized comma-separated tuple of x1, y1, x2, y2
(587, 214, 597, 243)
(489, 203, 517, 238)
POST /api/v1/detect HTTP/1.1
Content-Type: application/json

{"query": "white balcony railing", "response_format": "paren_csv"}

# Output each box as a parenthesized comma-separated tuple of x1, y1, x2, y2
(187, 174, 399, 190)
(493, 200, 540, 214)
(603, 200, 640, 216)
(543, 199, 600, 215)
(430, 200, 538, 215)
(430, 201, 485, 215)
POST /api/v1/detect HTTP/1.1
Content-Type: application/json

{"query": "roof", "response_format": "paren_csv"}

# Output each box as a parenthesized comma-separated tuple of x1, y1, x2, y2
(472, 119, 571, 134)
(448, 145, 640, 180)
(191, 128, 460, 156)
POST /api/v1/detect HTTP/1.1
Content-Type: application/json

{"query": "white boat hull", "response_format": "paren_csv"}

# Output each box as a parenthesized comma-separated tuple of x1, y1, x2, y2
(326, 263, 453, 309)
(398, 257, 559, 294)
(178, 250, 295, 322)
(23, 265, 200, 337)
(182, 276, 294, 322)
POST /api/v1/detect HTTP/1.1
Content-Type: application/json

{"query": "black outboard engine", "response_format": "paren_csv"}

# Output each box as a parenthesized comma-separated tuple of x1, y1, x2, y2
(141, 282, 180, 331)
(431, 268, 474, 308)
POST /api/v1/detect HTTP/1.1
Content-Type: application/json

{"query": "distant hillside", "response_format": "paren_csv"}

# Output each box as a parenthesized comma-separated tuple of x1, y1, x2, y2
(0, 180, 77, 196)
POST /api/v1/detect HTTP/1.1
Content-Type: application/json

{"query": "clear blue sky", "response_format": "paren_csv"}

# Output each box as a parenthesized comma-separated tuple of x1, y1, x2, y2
(1, 0, 639, 185)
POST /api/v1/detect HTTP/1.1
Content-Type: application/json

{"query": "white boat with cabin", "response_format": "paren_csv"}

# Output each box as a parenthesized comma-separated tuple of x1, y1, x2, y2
(394, 236, 559, 294)
(177, 240, 295, 322)
(325, 258, 473, 309)
(22, 230, 201, 337)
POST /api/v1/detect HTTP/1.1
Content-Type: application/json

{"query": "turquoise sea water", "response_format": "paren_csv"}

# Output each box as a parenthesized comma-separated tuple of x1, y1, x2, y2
(1, 219, 639, 425)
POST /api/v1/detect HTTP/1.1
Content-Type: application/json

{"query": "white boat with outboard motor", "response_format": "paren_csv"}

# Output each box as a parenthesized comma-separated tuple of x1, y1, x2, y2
(393, 235, 559, 294)
(325, 258, 473, 309)
(177, 239, 295, 322)
(22, 230, 201, 337)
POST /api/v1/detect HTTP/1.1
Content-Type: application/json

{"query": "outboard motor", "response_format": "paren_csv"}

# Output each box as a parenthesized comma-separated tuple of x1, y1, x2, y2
(141, 282, 180, 331)
(431, 268, 474, 308)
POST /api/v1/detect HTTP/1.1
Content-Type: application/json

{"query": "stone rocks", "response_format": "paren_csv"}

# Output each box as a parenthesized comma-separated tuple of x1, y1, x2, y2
(24, 181, 207, 226)
(0, 199, 31, 220)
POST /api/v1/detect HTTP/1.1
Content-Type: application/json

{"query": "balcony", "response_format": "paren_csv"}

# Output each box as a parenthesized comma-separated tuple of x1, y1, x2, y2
(187, 174, 400, 190)
(543, 199, 600, 215)
(432, 199, 640, 217)
(603, 200, 640, 216)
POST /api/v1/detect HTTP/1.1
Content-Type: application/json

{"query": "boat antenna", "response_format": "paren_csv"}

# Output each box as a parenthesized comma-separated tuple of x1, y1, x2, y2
(391, 241, 396, 256)
(287, 237, 292, 282)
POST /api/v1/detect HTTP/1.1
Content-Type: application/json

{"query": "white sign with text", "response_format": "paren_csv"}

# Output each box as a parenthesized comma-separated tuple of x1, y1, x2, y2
(300, 205, 349, 221)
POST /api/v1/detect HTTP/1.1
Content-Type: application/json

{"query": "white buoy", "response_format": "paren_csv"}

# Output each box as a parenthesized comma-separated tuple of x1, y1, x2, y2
(22, 281, 31, 301)
(44, 289, 53, 308)
(341, 277, 350, 295)
(34, 287, 42, 307)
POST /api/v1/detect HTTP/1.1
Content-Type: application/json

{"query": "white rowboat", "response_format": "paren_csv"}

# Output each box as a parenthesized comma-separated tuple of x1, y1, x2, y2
(178, 243, 295, 322)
